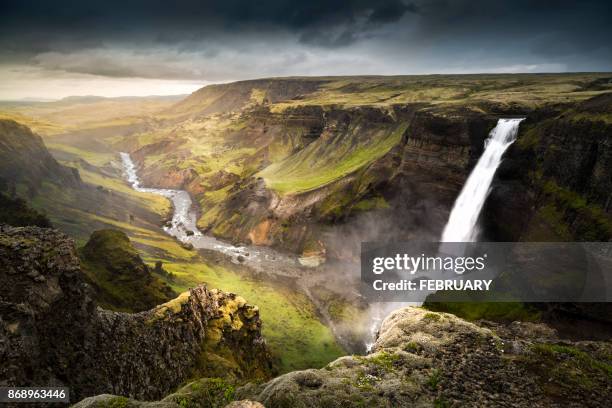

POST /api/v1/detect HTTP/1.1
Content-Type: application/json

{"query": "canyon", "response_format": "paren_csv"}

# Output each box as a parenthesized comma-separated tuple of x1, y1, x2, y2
(0, 73, 610, 406)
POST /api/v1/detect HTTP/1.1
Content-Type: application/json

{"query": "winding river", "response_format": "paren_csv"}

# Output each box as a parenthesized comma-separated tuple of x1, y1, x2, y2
(120, 152, 301, 274)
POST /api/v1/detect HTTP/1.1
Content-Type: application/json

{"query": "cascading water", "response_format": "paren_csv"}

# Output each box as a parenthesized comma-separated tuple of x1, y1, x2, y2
(441, 118, 525, 242)
(365, 118, 525, 351)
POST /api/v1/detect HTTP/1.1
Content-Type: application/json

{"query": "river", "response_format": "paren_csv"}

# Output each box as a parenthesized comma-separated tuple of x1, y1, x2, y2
(120, 152, 299, 273)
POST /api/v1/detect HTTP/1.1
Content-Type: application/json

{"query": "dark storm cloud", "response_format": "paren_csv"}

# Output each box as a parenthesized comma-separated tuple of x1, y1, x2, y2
(0, 0, 610, 81)
(0, 0, 417, 51)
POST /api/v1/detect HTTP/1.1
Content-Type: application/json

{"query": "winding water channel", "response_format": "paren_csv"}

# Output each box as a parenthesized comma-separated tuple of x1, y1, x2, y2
(120, 152, 298, 273)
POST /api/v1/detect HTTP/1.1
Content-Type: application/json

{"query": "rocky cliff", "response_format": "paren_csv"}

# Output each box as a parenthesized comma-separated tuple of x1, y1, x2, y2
(131, 100, 501, 260)
(485, 93, 612, 242)
(74, 307, 612, 408)
(0, 225, 273, 402)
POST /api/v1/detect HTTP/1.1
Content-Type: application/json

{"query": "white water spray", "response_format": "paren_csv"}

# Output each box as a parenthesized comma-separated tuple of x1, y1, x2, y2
(441, 118, 525, 242)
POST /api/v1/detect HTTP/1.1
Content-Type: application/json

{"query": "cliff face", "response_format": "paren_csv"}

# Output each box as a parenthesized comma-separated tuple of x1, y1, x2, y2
(74, 307, 612, 408)
(0, 225, 273, 402)
(0, 119, 80, 194)
(485, 94, 612, 242)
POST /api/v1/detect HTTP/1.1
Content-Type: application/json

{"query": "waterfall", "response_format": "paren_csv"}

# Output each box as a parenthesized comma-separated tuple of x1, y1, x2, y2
(364, 118, 524, 351)
(441, 118, 525, 242)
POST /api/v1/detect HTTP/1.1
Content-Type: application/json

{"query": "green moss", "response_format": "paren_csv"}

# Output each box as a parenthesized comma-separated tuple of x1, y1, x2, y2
(424, 302, 540, 322)
(165, 378, 236, 408)
(404, 342, 422, 354)
(521, 343, 612, 396)
(423, 312, 442, 322)
(105, 396, 130, 408)
(352, 196, 389, 212)
(362, 351, 400, 372)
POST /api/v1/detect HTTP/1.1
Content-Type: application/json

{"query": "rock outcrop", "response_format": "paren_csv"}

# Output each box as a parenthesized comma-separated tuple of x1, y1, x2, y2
(73, 307, 612, 407)
(0, 225, 273, 402)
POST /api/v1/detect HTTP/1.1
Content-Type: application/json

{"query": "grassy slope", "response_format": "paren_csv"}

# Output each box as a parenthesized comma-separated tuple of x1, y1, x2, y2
(0, 96, 181, 136)
(166, 261, 345, 372)
(259, 123, 407, 193)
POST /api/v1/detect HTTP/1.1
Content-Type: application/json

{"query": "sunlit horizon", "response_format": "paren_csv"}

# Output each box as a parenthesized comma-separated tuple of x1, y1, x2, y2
(0, 67, 209, 101)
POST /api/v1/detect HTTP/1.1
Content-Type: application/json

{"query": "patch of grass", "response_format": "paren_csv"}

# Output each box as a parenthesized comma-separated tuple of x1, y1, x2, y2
(106, 396, 130, 408)
(0, 192, 51, 227)
(522, 343, 612, 395)
(427, 369, 442, 390)
(424, 302, 541, 322)
(164, 261, 345, 373)
(362, 351, 400, 372)
(164, 378, 236, 408)
(0, 111, 66, 135)
(79, 229, 176, 312)
(404, 341, 422, 354)
(538, 181, 612, 241)
(259, 123, 406, 194)
(46, 142, 115, 166)
(532, 344, 612, 379)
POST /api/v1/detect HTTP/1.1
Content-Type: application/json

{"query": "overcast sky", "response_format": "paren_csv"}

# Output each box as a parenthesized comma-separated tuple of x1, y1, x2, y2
(1, 0, 610, 100)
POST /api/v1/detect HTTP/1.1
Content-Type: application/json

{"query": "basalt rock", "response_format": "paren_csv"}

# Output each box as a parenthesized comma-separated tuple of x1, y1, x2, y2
(0, 225, 273, 402)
